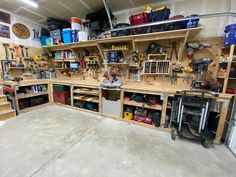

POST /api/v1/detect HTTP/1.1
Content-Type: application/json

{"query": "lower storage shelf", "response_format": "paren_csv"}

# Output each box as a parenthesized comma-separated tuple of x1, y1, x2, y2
(123, 100, 162, 110)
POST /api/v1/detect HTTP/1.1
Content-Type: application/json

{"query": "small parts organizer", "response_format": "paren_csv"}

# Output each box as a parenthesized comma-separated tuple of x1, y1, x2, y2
(143, 54, 171, 75)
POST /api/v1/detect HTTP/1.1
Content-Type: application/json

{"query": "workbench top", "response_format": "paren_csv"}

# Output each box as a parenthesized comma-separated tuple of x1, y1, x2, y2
(121, 82, 232, 99)
(49, 79, 101, 87)
(2, 79, 232, 99)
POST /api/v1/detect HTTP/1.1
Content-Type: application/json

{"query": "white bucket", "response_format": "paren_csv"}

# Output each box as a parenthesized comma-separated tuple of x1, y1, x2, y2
(78, 31, 88, 41)
(71, 17, 82, 31)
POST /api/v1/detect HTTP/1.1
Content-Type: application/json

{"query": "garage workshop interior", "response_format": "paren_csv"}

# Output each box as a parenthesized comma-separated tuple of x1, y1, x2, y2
(0, 0, 236, 176)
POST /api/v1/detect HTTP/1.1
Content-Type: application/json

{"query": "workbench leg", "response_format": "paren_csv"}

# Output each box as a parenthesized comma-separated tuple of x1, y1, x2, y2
(214, 100, 230, 144)
(14, 87, 20, 115)
(120, 90, 124, 119)
(48, 83, 53, 104)
(99, 88, 102, 113)
(161, 96, 168, 128)
(70, 85, 74, 107)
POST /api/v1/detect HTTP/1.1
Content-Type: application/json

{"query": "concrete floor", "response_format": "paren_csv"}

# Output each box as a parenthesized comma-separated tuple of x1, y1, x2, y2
(0, 105, 235, 177)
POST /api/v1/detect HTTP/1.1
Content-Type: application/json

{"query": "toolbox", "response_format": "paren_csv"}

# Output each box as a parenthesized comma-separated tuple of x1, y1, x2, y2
(129, 12, 150, 34)
(150, 6, 170, 32)
(166, 15, 186, 31)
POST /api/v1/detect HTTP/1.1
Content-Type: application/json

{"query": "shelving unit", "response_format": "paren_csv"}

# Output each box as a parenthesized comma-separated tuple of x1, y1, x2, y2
(215, 45, 236, 93)
(72, 85, 102, 112)
(8, 81, 52, 113)
(123, 100, 162, 110)
(17, 91, 49, 99)
(121, 89, 169, 129)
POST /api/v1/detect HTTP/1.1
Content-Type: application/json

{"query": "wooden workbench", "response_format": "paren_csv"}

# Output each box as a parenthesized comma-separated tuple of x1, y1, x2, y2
(2, 78, 232, 144)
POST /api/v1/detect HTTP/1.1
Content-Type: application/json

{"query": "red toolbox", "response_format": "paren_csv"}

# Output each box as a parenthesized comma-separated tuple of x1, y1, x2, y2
(129, 12, 150, 34)
(134, 115, 152, 125)
(53, 91, 70, 104)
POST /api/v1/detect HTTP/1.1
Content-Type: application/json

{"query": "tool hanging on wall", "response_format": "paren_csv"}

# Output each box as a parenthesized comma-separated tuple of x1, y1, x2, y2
(146, 42, 164, 55)
(169, 42, 178, 61)
(170, 73, 193, 85)
(1, 43, 10, 77)
(172, 62, 183, 73)
(19, 45, 25, 58)
(25, 47, 29, 58)
(186, 42, 212, 59)
(2, 43, 9, 60)
(14, 45, 19, 58)
(9, 48, 15, 60)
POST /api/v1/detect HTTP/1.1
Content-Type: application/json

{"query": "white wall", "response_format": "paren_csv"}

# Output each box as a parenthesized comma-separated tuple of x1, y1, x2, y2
(113, 0, 234, 38)
(0, 8, 44, 48)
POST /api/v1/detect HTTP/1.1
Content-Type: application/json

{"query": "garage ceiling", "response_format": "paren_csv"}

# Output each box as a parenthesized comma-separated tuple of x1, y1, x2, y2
(1, 0, 159, 24)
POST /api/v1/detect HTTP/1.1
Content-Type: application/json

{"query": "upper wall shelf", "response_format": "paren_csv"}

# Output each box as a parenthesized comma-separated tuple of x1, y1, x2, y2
(43, 27, 203, 52)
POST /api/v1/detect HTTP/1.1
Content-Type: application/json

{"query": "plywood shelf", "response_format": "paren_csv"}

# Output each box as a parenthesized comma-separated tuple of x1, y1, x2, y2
(217, 76, 225, 79)
(8, 67, 26, 70)
(123, 100, 162, 110)
(103, 63, 129, 66)
(17, 91, 48, 99)
(102, 49, 128, 52)
(43, 27, 203, 52)
(53, 58, 80, 62)
(73, 89, 99, 96)
(73, 96, 99, 103)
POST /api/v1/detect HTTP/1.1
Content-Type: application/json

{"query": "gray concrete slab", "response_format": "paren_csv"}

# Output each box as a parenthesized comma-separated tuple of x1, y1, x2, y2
(0, 105, 235, 177)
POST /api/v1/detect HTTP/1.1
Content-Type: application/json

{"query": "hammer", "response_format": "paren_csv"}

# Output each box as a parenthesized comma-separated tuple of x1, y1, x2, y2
(19, 45, 25, 58)
(9, 48, 15, 60)
(25, 47, 29, 58)
(2, 43, 9, 60)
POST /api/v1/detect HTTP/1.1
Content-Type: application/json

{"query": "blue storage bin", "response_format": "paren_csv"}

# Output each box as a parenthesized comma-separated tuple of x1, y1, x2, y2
(224, 23, 236, 46)
(40, 36, 47, 46)
(185, 14, 199, 28)
(62, 30, 72, 44)
(46, 37, 54, 46)
(71, 30, 78, 43)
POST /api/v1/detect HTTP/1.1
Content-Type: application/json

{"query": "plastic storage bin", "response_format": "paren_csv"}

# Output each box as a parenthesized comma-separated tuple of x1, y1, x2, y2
(40, 36, 47, 46)
(129, 12, 150, 34)
(72, 30, 78, 43)
(185, 14, 199, 28)
(224, 23, 236, 46)
(62, 30, 72, 44)
(150, 6, 170, 32)
(53, 85, 70, 92)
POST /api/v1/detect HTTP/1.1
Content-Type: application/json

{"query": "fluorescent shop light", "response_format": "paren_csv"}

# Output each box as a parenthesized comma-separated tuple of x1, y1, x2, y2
(20, 0, 38, 8)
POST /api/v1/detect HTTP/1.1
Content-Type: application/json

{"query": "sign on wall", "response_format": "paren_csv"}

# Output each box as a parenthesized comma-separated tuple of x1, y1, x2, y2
(12, 23, 30, 39)
(0, 11, 11, 24)
(0, 24, 10, 38)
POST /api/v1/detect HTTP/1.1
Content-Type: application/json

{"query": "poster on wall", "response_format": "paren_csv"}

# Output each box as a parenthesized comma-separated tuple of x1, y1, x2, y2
(0, 24, 10, 38)
(0, 11, 11, 24)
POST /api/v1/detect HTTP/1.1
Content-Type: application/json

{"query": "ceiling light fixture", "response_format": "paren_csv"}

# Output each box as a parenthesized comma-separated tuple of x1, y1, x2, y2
(20, 0, 39, 8)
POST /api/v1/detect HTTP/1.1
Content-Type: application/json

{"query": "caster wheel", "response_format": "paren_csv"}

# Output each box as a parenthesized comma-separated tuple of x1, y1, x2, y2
(201, 139, 209, 149)
(171, 128, 177, 141)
